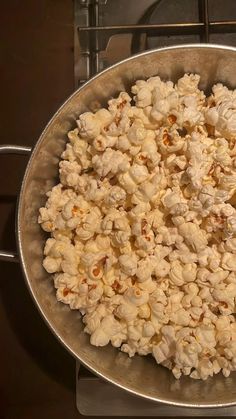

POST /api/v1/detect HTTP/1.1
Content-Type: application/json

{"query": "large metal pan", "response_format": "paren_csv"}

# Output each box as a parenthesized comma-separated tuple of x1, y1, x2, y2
(1, 44, 236, 408)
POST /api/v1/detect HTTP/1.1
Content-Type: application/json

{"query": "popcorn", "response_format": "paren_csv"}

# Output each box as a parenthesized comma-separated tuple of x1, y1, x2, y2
(170, 308, 191, 327)
(115, 302, 138, 322)
(194, 325, 216, 349)
(139, 304, 151, 319)
(83, 304, 106, 333)
(155, 259, 170, 278)
(143, 321, 155, 337)
(162, 188, 185, 209)
(134, 87, 152, 108)
(127, 121, 147, 145)
(221, 252, 236, 271)
(93, 134, 116, 151)
(177, 73, 200, 96)
(108, 91, 132, 115)
(43, 256, 61, 273)
(182, 263, 197, 282)
(104, 185, 126, 207)
(119, 253, 137, 276)
(124, 287, 149, 306)
(101, 209, 122, 234)
(178, 222, 208, 253)
(139, 278, 157, 293)
(59, 160, 81, 187)
(153, 340, 173, 364)
(205, 99, 236, 140)
(39, 73, 236, 381)
(111, 216, 131, 247)
(135, 230, 155, 255)
(136, 258, 153, 282)
(96, 108, 113, 126)
(92, 148, 130, 177)
(77, 112, 101, 139)
(169, 260, 185, 286)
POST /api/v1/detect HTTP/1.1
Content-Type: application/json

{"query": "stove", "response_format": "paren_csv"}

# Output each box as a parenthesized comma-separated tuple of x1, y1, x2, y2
(76, 363, 236, 416)
(74, 0, 236, 87)
(2, 1, 236, 418)
(74, 0, 236, 416)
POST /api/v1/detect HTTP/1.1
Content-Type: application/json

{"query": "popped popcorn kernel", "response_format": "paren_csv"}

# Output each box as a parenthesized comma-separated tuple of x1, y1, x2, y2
(39, 73, 236, 381)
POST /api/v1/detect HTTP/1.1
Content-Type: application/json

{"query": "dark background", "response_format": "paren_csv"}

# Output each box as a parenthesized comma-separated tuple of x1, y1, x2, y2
(0, 1, 79, 418)
(0, 1, 205, 418)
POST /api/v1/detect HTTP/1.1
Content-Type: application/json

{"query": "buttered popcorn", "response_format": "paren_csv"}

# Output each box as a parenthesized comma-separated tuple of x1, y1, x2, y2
(39, 74, 236, 380)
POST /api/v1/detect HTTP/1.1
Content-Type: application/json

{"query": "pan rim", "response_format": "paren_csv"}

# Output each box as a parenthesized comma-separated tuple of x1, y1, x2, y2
(16, 43, 236, 408)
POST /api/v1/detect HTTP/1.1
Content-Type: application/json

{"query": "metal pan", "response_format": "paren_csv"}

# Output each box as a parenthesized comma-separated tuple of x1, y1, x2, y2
(1, 44, 236, 408)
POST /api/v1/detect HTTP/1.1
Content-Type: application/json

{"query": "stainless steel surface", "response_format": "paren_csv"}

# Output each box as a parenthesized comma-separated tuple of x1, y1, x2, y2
(74, 11, 236, 415)
(79, 22, 205, 30)
(201, 0, 210, 42)
(0, 251, 19, 263)
(0, 145, 32, 263)
(0, 144, 32, 155)
(13, 44, 236, 408)
(76, 363, 236, 416)
(74, 0, 236, 86)
(78, 21, 236, 31)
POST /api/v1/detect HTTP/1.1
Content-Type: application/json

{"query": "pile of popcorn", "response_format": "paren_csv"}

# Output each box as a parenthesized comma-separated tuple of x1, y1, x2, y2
(39, 73, 236, 380)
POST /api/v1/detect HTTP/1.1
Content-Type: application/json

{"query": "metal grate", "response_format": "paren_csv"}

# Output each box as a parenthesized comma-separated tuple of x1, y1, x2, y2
(74, 1, 236, 415)
(76, 362, 236, 416)
(74, 0, 236, 87)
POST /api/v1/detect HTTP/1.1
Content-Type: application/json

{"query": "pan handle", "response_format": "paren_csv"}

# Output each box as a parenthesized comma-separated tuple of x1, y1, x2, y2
(0, 144, 32, 263)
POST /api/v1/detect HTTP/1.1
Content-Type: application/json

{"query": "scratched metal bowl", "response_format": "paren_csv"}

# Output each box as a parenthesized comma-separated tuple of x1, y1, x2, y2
(14, 45, 236, 407)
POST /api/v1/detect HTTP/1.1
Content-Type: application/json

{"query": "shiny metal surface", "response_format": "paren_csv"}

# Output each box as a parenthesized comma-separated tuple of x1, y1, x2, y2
(0, 144, 32, 155)
(0, 251, 19, 263)
(75, 362, 236, 416)
(74, 0, 236, 86)
(78, 21, 236, 31)
(0, 145, 32, 262)
(15, 45, 236, 408)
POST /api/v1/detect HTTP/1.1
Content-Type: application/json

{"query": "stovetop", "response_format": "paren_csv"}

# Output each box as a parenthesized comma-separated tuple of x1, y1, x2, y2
(1, 1, 236, 418)
(74, 0, 236, 87)
(1, 2, 76, 418)
(74, 0, 236, 415)
(76, 362, 236, 416)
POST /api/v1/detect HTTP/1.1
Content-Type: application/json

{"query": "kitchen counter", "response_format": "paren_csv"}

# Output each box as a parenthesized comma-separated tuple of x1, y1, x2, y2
(0, 1, 78, 418)
(3, 1, 230, 418)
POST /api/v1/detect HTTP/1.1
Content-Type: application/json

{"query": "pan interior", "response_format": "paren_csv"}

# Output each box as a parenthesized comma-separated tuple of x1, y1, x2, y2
(17, 45, 236, 407)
